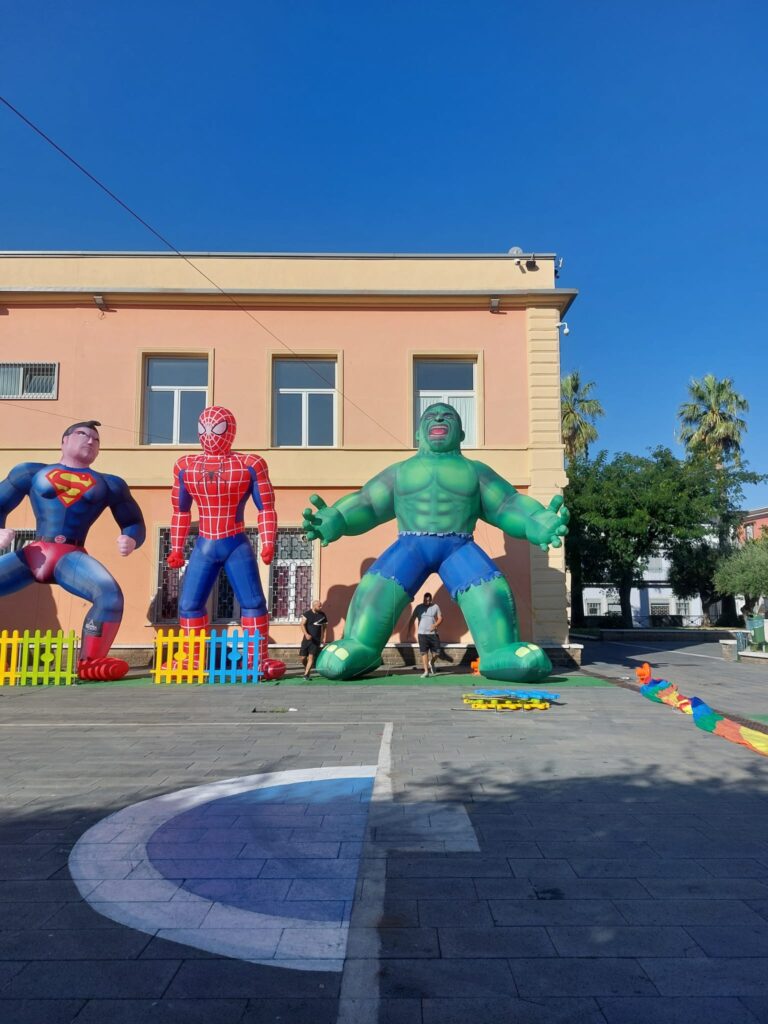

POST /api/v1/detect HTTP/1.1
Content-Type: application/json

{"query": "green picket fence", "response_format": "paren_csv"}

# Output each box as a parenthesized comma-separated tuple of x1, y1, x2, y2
(0, 629, 78, 686)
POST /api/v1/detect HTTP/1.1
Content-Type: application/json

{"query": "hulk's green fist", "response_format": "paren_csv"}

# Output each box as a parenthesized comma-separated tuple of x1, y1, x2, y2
(302, 494, 346, 547)
(526, 495, 570, 551)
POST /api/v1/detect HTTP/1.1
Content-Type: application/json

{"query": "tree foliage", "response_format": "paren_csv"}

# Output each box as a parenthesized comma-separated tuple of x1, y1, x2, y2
(566, 448, 721, 627)
(714, 537, 768, 606)
(667, 460, 763, 622)
(678, 374, 749, 466)
(561, 371, 604, 462)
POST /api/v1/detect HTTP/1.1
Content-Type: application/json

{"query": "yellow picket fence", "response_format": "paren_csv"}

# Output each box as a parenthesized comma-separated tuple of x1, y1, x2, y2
(152, 629, 260, 684)
(152, 629, 208, 685)
(0, 629, 78, 686)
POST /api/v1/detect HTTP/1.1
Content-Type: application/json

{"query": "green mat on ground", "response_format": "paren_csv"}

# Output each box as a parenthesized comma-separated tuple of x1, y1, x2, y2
(268, 673, 611, 687)
(95, 672, 611, 688)
(64, 671, 614, 688)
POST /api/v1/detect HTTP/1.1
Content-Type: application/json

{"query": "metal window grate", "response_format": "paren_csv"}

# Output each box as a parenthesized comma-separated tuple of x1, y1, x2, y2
(154, 527, 259, 623)
(11, 529, 36, 552)
(0, 363, 58, 399)
(270, 528, 313, 621)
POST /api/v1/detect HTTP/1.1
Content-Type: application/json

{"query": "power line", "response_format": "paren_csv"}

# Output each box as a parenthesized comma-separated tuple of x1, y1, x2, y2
(0, 94, 408, 449)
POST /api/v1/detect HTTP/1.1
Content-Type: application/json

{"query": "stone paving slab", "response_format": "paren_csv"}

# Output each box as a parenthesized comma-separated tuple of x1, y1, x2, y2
(1, 681, 768, 1022)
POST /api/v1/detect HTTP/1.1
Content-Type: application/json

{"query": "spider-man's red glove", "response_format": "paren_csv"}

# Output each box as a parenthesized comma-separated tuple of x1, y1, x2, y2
(166, 550, 185, 569)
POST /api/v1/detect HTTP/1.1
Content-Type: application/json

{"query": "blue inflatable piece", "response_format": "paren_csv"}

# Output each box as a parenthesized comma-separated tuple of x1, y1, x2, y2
(474, 688, 560, 701)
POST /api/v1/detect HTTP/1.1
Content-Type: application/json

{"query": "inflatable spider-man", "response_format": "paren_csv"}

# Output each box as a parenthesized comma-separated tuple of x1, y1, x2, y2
(0, 420, 146, 680)
(168, 406, 286, 680)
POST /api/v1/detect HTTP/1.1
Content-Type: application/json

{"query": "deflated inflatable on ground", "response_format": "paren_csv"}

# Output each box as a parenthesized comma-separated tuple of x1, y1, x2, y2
(636, 662, 768, 757)
(0, 420, 145, 680)
(303, 403, 569, 683)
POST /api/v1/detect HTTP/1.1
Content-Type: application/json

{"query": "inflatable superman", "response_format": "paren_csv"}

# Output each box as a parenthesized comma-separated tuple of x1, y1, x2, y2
(0, 420, 145, 680)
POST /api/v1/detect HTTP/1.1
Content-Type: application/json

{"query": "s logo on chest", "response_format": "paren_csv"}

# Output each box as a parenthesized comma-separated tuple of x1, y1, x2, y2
(46, 469, 96, 506)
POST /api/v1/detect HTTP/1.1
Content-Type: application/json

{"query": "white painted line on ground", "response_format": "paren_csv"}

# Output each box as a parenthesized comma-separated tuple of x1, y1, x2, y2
(0, 721, 392, 727)
(337, 721, 393, 1024)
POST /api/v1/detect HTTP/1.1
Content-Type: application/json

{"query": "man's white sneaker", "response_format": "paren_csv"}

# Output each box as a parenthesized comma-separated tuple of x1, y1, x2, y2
(420, 671, 429, 678)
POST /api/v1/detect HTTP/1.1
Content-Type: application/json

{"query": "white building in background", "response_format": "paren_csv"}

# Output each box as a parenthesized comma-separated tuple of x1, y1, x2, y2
(582, 552, 705, 626)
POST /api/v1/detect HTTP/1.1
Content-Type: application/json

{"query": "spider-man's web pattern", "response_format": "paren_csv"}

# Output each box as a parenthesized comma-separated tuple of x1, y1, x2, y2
(170, 453, 276, 550)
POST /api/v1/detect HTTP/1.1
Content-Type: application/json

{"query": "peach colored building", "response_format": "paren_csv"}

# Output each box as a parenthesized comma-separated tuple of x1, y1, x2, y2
(742, 508, 768, 543)
(0, 252, 576, 664)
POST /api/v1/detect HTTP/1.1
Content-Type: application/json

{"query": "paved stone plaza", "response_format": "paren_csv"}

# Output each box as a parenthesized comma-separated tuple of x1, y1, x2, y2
(2, 671, 768, 1024)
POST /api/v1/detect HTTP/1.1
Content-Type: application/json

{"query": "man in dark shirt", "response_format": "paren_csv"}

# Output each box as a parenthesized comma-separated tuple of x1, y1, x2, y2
(300, 599, 328, 679)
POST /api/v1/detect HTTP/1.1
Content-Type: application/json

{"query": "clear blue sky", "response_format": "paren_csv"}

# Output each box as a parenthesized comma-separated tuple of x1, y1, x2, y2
(3, 1, 767, 505)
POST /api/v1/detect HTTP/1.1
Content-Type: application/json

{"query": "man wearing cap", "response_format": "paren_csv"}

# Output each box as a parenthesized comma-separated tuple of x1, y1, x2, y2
(0, 420, 145, 680)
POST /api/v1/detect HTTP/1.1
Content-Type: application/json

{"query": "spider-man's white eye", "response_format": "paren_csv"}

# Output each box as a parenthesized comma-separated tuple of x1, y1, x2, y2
(197, 421, 205, 435)
(212, 421, 228, 435)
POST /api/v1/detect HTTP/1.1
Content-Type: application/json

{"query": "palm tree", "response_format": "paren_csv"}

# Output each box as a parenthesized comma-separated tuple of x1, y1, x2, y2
(678, 374, 750, 625)
(678, 374, 748, 466)
(561, 371, 605, 462)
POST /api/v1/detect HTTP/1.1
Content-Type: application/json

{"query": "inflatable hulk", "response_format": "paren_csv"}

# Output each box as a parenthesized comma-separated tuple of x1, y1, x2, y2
(303, 403, 569, 683)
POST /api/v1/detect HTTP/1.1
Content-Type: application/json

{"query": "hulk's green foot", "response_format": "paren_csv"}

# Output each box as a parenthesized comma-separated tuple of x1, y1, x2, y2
(316, 640, 383, 680)
(479, 643, 552, 684)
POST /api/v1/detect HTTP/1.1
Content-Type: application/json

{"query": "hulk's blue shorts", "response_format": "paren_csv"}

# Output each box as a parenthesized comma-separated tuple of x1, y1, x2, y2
(368, 532, 501, 599)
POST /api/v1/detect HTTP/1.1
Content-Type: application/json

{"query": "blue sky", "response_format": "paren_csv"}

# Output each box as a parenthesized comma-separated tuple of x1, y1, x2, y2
(3, 1, 767, 505)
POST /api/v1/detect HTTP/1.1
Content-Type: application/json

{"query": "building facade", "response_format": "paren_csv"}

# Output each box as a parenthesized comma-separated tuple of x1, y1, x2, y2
(581, 552, 705, 627)
(742, 507, 768, 542)
(0, 252, 575, 659)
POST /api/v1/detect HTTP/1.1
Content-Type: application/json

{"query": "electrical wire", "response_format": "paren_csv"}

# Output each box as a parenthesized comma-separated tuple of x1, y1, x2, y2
(0, 94, 409, 449)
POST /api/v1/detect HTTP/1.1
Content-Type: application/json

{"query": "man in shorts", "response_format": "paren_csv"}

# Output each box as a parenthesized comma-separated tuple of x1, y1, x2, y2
(300, 599, 328, 679)
(415, 592, 442, 677)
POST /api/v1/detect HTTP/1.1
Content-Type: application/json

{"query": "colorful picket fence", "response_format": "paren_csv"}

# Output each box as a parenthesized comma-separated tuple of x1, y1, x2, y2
(153, 629, 261, 685)
(0, 629, 78, 686)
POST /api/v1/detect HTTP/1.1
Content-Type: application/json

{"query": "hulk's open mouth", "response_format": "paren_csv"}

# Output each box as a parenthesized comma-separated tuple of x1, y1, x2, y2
(429, 425, 449, 438)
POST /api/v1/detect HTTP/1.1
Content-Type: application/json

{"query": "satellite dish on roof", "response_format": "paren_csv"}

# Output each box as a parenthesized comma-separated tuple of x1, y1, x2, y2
(508, 246, 524, 256)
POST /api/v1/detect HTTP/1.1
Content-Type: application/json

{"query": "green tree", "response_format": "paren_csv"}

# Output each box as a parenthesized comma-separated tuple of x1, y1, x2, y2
(714, 536, 768, 613)
(678, 374, 748, 466)
(561, 372, 605, 462)
(676, 375, 754, 623)
(566, 449, 719, 628)
(667, 462, 763, 624)
(563, 454, 610, 627)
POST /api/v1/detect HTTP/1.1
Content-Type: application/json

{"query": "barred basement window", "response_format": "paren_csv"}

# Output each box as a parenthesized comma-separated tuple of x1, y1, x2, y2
(0, 363, 58, 399)
(154, 527, 259, 623)
(11, 529, 36, 552)
(270, 528, 313, 622)
(650, 602, 670, 616)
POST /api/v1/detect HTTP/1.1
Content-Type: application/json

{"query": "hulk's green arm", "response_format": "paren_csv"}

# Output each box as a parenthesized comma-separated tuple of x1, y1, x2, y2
(303, 465, 397, 545)
(476, 461, 569, 551)
(333, 465, 397, 534)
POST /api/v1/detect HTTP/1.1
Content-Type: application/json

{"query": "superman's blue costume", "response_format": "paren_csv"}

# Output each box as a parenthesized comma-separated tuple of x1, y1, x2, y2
(0, 462, 145, 671)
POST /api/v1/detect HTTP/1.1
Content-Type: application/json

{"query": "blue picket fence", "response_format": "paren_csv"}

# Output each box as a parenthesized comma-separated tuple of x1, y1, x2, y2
(153, 629, 262, 685)
(206, 630, 261, 685)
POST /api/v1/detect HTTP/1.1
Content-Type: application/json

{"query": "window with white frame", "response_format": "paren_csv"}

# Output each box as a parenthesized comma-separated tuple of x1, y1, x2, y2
(270, 528, 313, 621)
(154, 527, 258, 622)
(0, 363, 58, 399)
(143, 357, 208, 445)
(585, 600, 601, 616)
(414, 359, 476, 447)
(272, 359, 336, 447)
(676, 600, 691, 617)
(746, 524, 755, 541)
